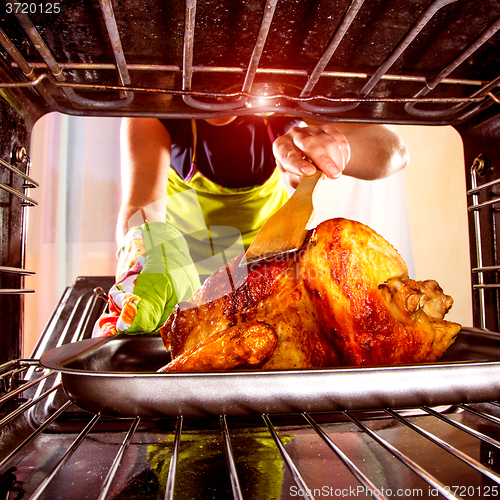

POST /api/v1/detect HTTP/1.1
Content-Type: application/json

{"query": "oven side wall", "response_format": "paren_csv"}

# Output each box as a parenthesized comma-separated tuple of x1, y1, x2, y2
(0, 95, 32, 363)
(457, 109, 500, 331)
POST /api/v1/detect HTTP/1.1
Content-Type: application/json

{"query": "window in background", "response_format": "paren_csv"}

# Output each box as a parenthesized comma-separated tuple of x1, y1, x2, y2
(24, 113, 122, 355)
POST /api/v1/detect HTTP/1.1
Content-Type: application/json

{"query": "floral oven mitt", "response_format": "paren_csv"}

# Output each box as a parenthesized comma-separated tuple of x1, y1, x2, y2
(96, 222, 200, 336)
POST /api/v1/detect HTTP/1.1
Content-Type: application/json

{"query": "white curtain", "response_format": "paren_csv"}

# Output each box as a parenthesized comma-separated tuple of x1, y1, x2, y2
(24, 113, 122, 353)
(310, 171, 414, 275)
(23, 114, 413, 355)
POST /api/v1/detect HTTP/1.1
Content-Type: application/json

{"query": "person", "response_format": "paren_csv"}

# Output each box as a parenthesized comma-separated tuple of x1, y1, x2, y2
(95, 114, 408, 337)
(117, 115, 409, 268)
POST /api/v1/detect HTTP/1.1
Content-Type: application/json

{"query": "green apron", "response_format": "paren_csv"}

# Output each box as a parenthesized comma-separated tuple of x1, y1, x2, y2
(165, 166, 290, 276)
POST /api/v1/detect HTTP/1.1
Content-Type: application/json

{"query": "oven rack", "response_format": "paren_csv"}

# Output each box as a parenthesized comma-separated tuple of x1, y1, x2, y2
(0, 149, 36, 296)
(468, 155, 500, 330)
(0, 0, 499, 124)
(2, 361, 500, 500)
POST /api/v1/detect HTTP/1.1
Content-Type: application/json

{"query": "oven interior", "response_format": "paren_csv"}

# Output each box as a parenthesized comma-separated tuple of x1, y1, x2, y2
(2, 0, 500, 498)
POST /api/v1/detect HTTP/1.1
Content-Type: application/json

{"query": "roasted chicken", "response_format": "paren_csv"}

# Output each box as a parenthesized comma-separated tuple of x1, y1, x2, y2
(160, 218, 460, 372)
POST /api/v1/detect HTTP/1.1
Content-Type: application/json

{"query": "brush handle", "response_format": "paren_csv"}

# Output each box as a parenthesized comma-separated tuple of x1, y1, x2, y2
(291, 169, 325, 202)
(286, 169, 325, 219)
(244, 169, 326, 264)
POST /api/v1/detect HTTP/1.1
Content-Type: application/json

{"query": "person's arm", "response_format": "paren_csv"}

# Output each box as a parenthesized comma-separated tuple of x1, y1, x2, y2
(117, 117, 172, 243)
(272, 121, 409, 188)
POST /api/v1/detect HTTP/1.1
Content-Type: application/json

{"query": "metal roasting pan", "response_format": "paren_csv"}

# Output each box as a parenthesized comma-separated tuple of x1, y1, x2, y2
(40, 327, 500, 418)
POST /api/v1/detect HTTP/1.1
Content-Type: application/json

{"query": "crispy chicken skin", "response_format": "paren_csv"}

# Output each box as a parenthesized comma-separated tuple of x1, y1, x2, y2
(160, 218, 460, 371)
(159, 321, 278, 372)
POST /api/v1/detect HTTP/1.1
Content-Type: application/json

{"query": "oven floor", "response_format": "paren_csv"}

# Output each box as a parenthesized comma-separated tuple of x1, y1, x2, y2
(2, 405, 500, 500)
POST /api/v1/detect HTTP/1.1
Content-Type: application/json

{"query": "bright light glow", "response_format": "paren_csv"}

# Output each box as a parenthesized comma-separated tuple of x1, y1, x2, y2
(246, 84, 282, 109)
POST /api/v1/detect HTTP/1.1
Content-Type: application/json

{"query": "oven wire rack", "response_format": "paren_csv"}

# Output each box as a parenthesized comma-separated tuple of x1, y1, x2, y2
(3, 360, 500, 500)
(0, 0, 499, 123)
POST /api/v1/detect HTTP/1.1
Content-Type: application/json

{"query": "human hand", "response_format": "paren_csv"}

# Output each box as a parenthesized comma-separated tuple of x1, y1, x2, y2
(272, 123, 351, 188)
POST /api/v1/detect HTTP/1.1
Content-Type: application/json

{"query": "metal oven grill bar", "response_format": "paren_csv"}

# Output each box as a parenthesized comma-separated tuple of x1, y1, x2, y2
(0, 0, 499, 122)
(468, 155, 500, 329)
(2, 369, 500, 500)
(0, 150, 37, 296)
